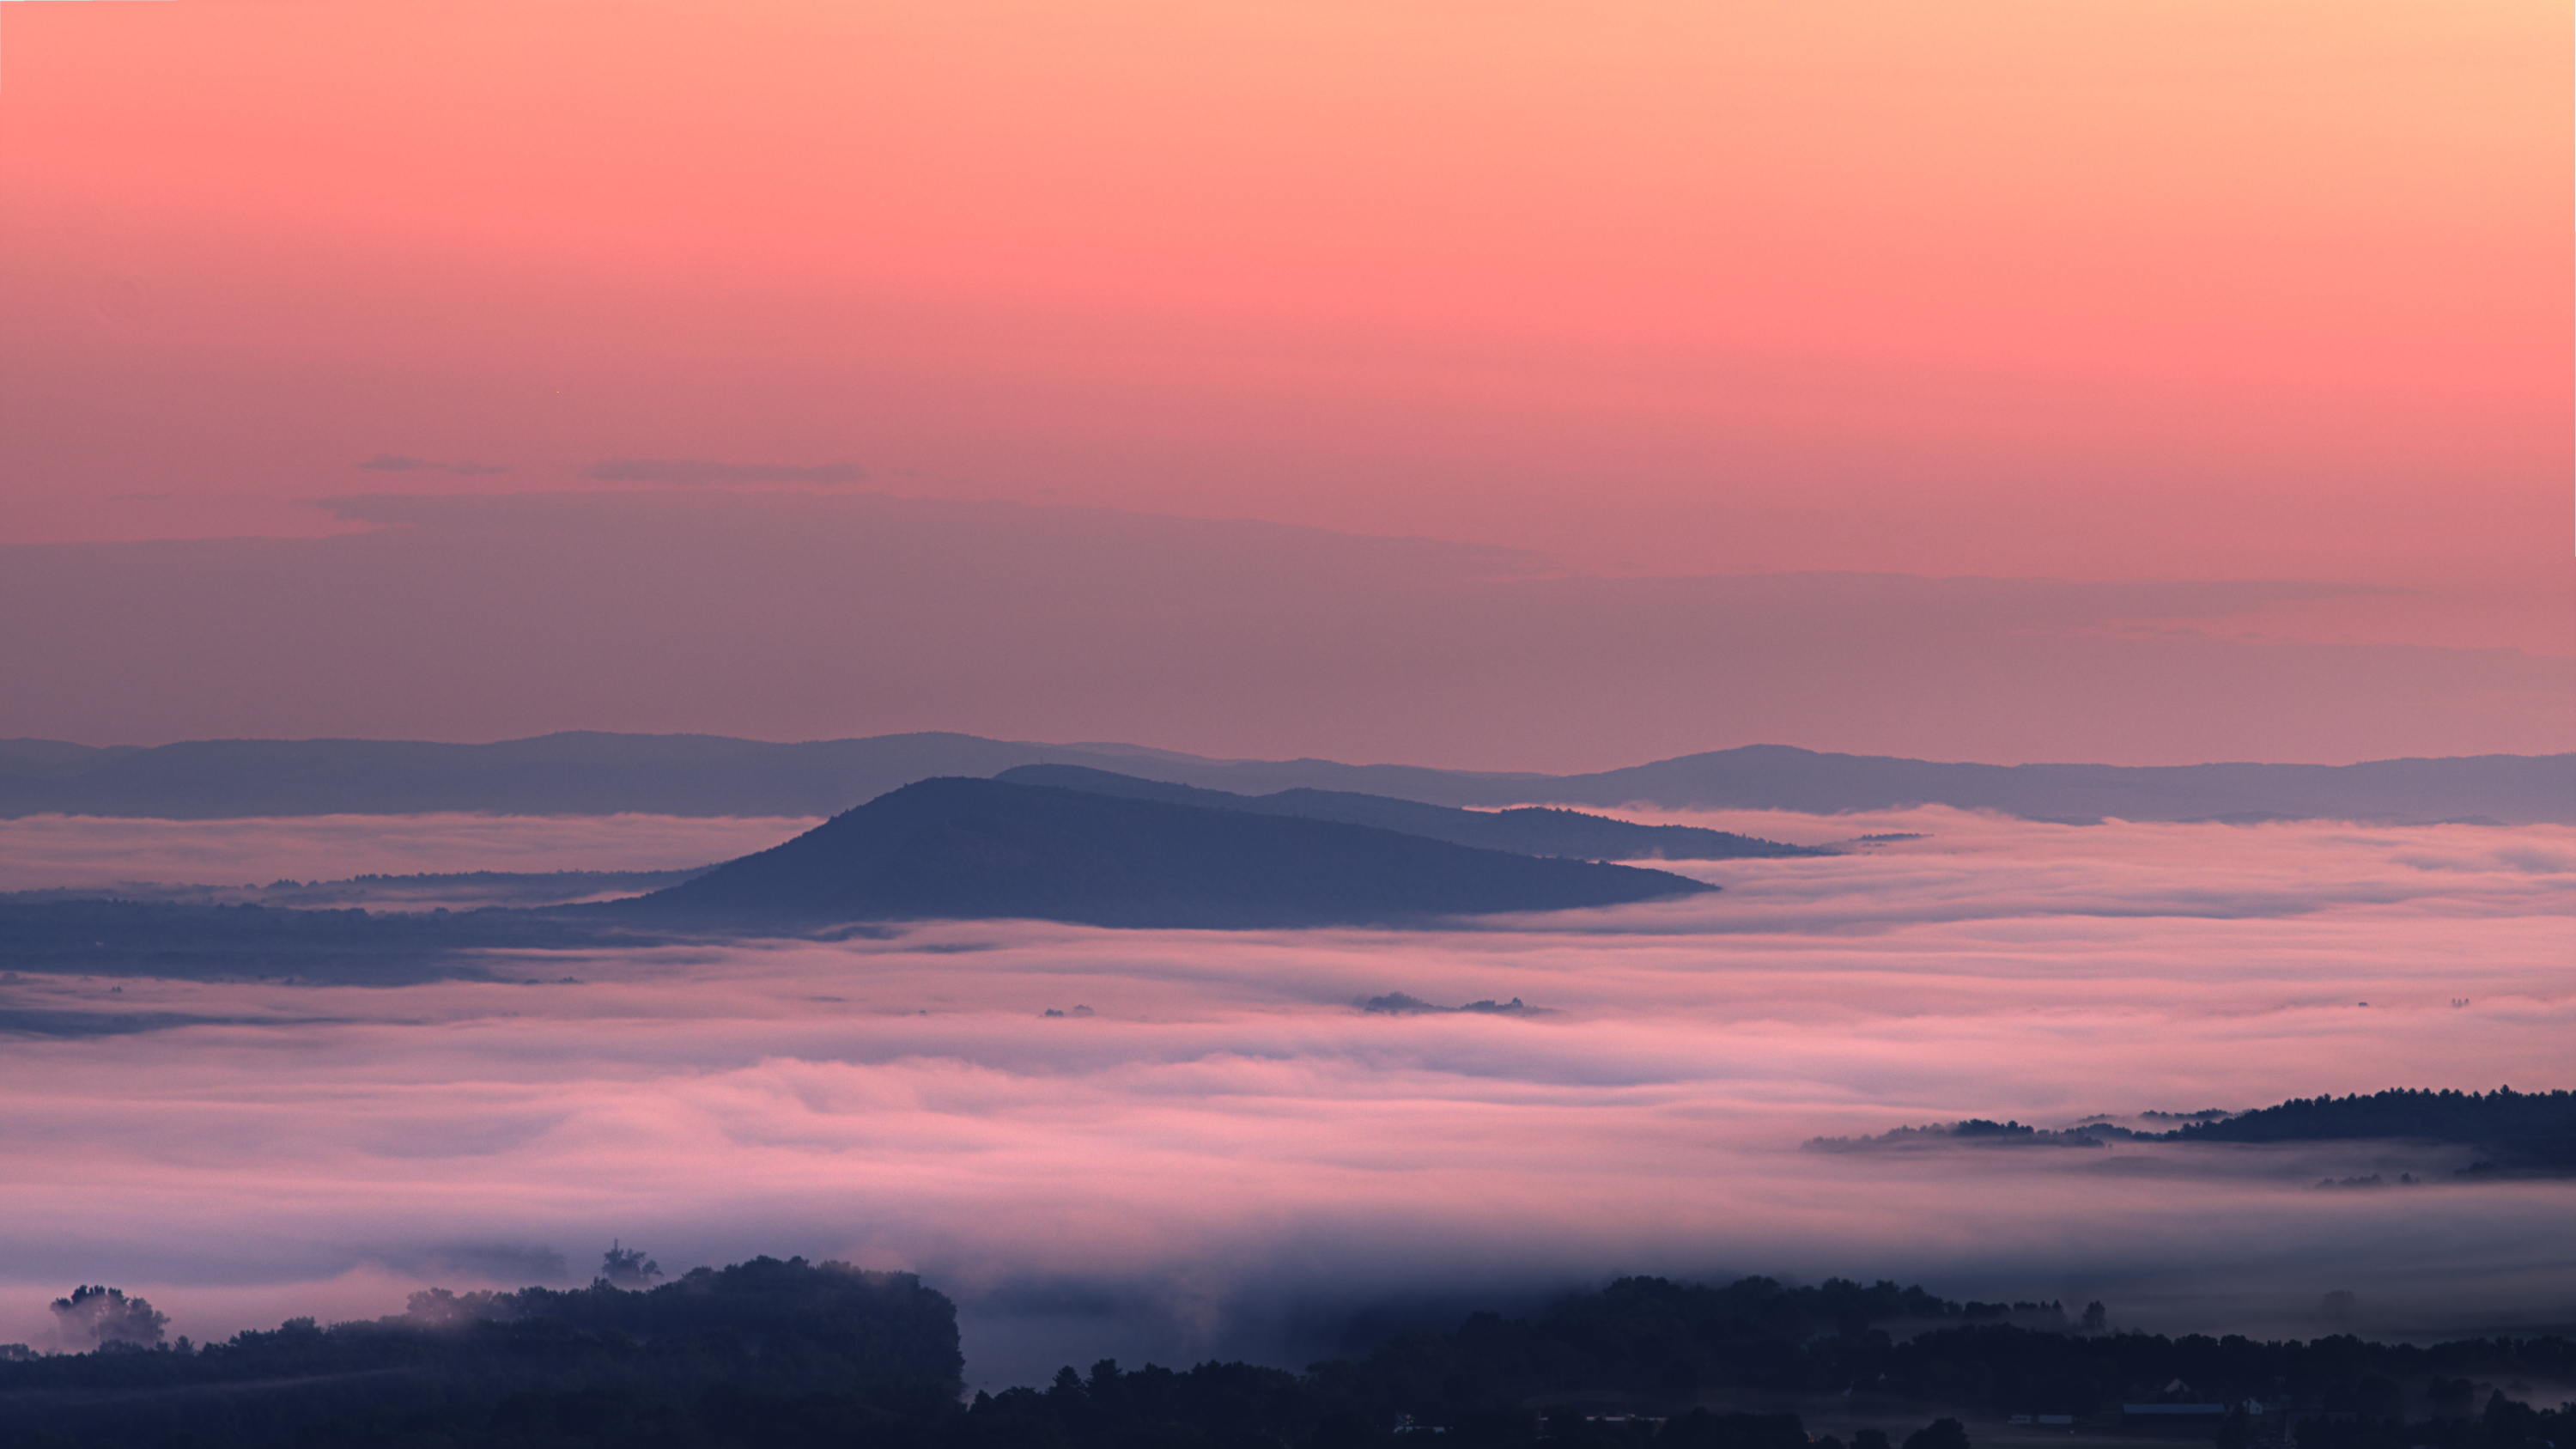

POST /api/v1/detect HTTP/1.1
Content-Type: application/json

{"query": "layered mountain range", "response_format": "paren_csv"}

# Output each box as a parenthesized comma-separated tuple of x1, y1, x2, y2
(3, 733, 2564, 824)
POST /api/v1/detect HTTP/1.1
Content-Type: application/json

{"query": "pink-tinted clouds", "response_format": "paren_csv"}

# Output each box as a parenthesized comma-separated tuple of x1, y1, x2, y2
(0, 813, 2565, 1381)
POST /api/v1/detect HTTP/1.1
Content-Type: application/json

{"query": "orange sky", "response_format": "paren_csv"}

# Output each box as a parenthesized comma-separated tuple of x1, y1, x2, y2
(0, 0, 2567, 756)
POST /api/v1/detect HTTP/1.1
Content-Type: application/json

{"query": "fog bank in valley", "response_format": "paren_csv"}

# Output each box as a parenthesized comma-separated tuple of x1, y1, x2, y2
(0, 809, 2566, 1385)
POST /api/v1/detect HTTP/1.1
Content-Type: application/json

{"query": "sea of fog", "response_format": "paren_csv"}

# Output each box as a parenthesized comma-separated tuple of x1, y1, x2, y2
(0, 807, 2568, 1386)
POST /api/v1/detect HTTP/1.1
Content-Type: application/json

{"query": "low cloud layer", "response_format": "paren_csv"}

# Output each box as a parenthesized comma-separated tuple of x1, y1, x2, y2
(585, 459, 866, 485)
(357, 454, 507, 476)
(0, 812, 2566, 1382)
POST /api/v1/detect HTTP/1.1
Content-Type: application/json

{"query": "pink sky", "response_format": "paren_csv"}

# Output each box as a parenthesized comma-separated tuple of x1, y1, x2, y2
(0, 0, 2567, 760)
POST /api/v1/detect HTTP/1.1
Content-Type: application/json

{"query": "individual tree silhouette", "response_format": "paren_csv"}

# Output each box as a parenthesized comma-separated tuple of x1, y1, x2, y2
(50, 1285, 167, 1349)
(598, 1240, 662, 1288)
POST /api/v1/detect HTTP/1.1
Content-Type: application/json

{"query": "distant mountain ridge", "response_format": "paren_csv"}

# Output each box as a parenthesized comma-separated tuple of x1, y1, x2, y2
(3, 732, 2566, 825)
(617, 777, 1716, 928)
(991, 764, 1824, 859)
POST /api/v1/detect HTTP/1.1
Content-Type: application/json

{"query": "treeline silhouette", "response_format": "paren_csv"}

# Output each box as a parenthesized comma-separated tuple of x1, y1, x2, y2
(0, 1257, 959, 1448)
(2165, 1089, 2576, 1174)
(3, 1263, 2569, 1449)
(1807, 1090, 2576, 1178)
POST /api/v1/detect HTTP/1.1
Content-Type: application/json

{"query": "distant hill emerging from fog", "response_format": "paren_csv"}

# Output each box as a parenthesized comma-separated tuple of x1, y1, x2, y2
(1811, 1087, 2576, 1177)
(2166, 1087, 2576, 1175)
(992, 764, 1823, 859)
(3, 732, 2566, 825)
(0, 780, 1720, 983)
(618, 777, 1716, 928)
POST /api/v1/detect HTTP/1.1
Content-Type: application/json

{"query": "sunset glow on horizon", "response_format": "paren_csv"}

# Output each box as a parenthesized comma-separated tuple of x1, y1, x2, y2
(2, 0, 2566, 765)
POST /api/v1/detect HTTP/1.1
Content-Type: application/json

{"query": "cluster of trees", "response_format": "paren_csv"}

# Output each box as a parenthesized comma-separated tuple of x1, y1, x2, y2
(2163, 1089, 2576, 1174)
(44, 1288, 170, 1353)
(1807, 1090, 2576, 1176)
(1805, 1120, 2117, 1152)
(2283, 1391, 2570, 1449)
(2, 1263, 2568, 1449)
(0, 1256, 961, 1448)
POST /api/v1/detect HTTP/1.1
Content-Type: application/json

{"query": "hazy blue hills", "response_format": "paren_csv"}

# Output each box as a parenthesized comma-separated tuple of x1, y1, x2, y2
(0, 781, 1718, 989)
(617, 777, 1716, 928)
(1529, 746, 2574, 826)
(993, 764, 1823, 859)
(0, 731, 1157, 819)
(4, 732, 2565, 824)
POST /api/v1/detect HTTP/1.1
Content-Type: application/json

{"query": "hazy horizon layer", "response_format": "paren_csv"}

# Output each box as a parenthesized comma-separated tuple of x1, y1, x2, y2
(0, 807, 2566, 1386)
(0, 811, 814, 894)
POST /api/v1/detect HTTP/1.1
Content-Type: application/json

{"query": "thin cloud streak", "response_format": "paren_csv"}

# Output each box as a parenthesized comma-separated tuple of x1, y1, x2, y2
(0, 813, 2565, 1384)
(356, 454, 507, 476)
(585, 459, 866, 485)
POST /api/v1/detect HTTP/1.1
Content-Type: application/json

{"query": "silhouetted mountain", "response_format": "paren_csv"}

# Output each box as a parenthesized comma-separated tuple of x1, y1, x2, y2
(992, 764, 1824, 859)
(619, 777, 1715, 928)
(5, 733, 2565, 824)
(0, 782, 1719, 982)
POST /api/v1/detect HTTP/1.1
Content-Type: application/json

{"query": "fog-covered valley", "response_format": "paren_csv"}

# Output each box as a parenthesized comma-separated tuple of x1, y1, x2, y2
(0, 807, 2565, 1386)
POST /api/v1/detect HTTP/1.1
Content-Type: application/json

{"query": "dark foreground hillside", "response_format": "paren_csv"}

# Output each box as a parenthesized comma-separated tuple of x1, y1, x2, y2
(619, 777, 1716, 928)
(7, 1263, 2571, 1449)
(0, 1257, 960, 1449)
